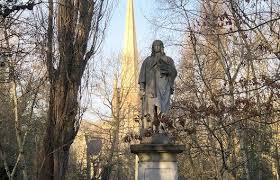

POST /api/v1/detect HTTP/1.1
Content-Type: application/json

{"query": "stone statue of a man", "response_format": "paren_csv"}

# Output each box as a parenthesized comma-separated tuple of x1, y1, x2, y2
(139, 40, 177, 137)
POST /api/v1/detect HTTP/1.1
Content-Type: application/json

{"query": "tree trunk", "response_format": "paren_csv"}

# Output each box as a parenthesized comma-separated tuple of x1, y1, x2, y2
(38, 73, 80, 180)
(35, 0, 109, 179)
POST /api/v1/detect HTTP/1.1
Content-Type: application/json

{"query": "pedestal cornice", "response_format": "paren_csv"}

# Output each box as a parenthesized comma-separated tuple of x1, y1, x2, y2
(131, 144, 185, 162)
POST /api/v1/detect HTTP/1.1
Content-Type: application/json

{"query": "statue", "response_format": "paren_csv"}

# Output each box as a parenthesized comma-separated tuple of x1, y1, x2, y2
(138, 40, 177, 138)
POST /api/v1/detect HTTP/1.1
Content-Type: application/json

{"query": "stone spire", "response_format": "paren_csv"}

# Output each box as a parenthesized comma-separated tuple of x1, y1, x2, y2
(118, 0, 139, 136)
(121, 0, 138, 89)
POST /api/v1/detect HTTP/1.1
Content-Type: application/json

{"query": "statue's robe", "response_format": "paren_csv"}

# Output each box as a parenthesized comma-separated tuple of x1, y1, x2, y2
(138, 55, 177, 121)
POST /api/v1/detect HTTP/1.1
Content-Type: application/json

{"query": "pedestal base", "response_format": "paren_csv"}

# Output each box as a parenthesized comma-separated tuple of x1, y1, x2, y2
(139, 162, 177, 180)
(131, 144, 185, 180)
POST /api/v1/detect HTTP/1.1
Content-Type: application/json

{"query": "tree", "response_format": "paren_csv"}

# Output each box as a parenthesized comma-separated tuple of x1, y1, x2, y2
(0, 9, 48, 179)
(86, 56, 138, 180)
(153, 0, 280, 179)
(37, 0, 113, 179)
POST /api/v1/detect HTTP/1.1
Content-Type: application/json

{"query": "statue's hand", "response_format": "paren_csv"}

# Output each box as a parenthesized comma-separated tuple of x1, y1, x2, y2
(159, 63, 170, 76)
(161, 55, 168, 63)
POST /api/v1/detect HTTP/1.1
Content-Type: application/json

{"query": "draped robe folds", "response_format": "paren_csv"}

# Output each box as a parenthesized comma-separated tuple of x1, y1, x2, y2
(138, 54, 177, 130)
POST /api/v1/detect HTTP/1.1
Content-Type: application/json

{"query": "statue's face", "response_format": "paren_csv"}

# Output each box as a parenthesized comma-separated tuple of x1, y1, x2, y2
(152, 40, 164, 54)
(154, 44, 161, 53)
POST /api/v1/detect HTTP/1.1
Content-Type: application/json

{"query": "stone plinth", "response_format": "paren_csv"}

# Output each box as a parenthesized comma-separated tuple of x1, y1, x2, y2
(131, 141, 185, 180)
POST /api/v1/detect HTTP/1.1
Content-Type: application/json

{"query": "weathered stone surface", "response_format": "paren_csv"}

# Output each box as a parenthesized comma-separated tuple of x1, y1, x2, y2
(138, 40, 177, 135)
(139, 162, 177, 180)
(131, 143, 185, 180)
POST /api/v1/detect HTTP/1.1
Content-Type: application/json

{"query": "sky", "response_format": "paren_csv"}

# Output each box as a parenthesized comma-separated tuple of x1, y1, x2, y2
(103, 0, 154, 58)
(102, 0, 180, 61)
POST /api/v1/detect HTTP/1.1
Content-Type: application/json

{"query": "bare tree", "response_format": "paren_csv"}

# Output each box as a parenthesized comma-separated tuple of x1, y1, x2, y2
(153, 0, 280, 179)
(0, 8, 49, 179)
(36, 0, 113, 179)
(88, 56, 139, 180)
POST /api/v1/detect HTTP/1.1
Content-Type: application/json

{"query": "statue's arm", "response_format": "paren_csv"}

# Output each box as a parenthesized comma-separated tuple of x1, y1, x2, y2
(138, 59, 148, 99)
(166, 57, 177, 79)
(169, 57, 177, 94)
(138, 58, 147, 90)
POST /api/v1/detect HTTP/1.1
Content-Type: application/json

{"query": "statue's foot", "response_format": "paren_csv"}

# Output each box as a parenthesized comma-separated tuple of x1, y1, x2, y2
(151, 133, 172, 144)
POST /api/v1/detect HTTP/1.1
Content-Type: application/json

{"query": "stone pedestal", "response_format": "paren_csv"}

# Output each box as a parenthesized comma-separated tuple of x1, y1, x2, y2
(131, 137, 185, 180)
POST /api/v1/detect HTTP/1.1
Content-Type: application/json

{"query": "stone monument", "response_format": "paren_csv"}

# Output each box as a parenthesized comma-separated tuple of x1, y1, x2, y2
(131, 40, 185, 180)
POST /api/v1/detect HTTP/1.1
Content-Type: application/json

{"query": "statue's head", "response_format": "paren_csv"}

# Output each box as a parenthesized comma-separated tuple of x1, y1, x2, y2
(151, 40, 165, 56)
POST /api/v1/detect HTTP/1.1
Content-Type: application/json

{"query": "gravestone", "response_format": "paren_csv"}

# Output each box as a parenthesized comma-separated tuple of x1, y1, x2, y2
(87, 137, 102, 156)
